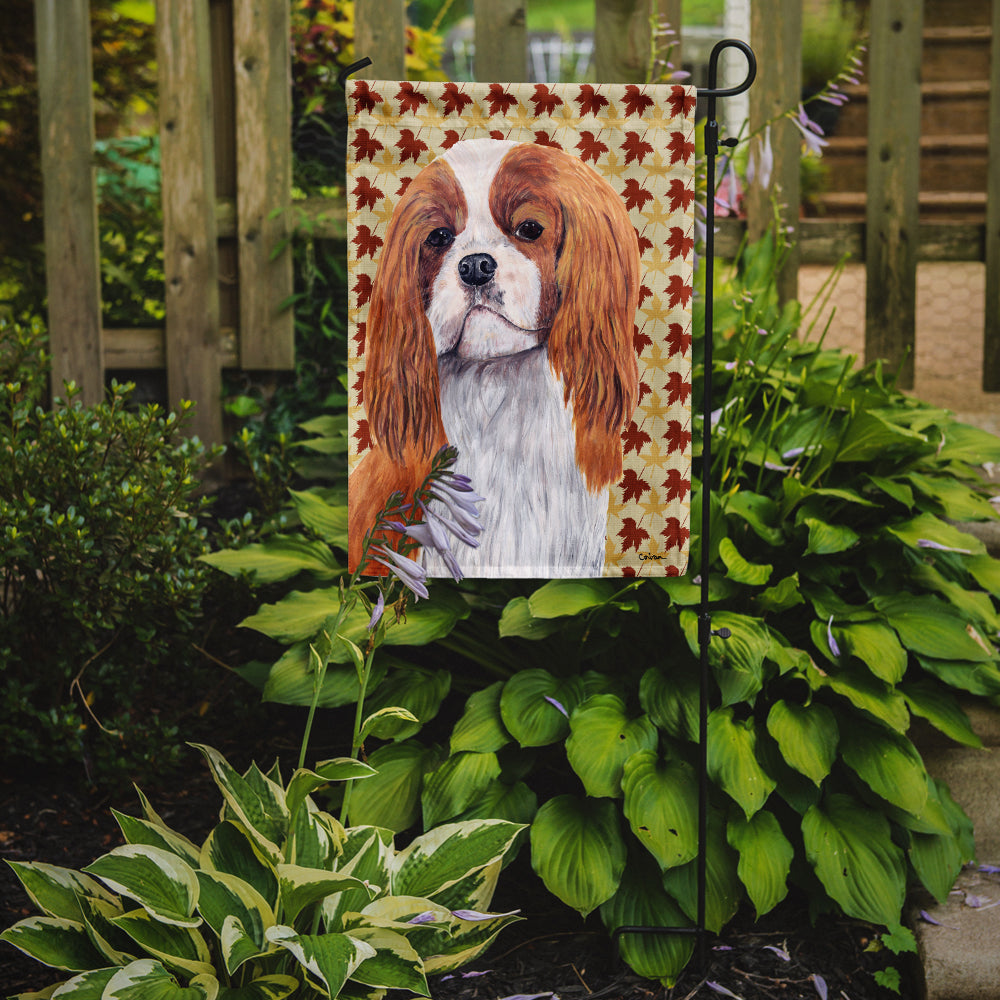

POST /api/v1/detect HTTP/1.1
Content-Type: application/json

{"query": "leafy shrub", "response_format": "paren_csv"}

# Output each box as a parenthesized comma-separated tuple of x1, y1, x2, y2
(1, 743, 524, 998)
(0, 317, 220, 783)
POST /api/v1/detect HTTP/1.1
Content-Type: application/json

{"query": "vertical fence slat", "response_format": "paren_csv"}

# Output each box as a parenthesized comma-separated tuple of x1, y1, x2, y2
(594, 0, 651, 83)
(157, 0, 222, 445)
(34, 0, 103, 405)
(656, 0, 683, 79)
(233, 0, 294, 369)
(474, 0, 527, 82)
(355, 0, 406, 80)
(747, 0, 801, 304)
(983, 0, 1000, 390)
(864, 0, 923, 389)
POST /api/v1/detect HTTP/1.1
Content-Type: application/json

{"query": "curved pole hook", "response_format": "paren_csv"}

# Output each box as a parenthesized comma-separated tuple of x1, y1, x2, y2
(700, 38, 757, 99)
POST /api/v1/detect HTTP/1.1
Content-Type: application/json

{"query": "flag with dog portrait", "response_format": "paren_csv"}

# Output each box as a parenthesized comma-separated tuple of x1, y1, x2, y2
(347, 80, 695, 579)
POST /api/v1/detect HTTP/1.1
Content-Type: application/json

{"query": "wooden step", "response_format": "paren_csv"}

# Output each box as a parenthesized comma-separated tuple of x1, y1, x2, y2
(813, 190, 987, 222)
(922, 25, 993, 83)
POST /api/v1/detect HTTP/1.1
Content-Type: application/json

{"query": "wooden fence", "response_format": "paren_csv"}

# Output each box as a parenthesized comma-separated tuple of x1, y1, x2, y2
(33, 0, 1000, 445)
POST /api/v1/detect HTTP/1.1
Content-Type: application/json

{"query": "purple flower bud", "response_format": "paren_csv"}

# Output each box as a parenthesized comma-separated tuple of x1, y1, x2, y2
(917, 539, 972, 554)
(544, 695, 569, 718)
(827, 615, 841, 658)
(812, 974, 828, 1000)
(367, 590, 385, 631)
(370, 545, 429, 600)
(407, 911, 438, 925)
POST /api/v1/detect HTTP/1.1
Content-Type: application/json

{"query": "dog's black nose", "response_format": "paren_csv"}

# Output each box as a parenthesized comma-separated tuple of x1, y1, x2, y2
(458, 253, 496, 287)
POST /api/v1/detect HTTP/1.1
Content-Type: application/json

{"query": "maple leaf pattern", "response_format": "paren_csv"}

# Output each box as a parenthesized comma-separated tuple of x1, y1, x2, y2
(668, 178, 695, 212)
(353, 224, 383, 260)
(668, 131, 696, 165)
(397, 176, 413, 197)
(532, 84, 563, 116)
(576, 84, 609, 116)
(353, 176, 383, 212)
(396, 82, 428, 114)
(666, 323, 692, 355)
(397, 129, 428, 163)
(622, 84, 654, 117)
(353, 370, 365, 405)
(667, 226, 694, 260)
(441, 129, 462, 150)
(666, 273, 693, 309)
(622, 178, 653, 212)
(662, 468, 690, 502)
(637, 380, 652, 405)
(635, 231, 653, 255)
(352, 81, 382, 114)
(662, 517, 690, 550)
(622, 420, 652, 455)
(619, 517, 650, 552)
(353, 322, 367, 354)
(638, 284, 653, 308)
(633, 327, 653, 354)
(620, 469, 651, 503)
(622, 131, 654, 165)
(441, 82, 472, 116)
(353, 273, 372, 308)
(353, 419, 371, 453)
(578, 131, 609, 164)
(485, 83, 517, 115)
(664, 419, 692, 454)
(669, 85, 697, 118)
(665, 371, 692, 405)
(489, 129, 507, 141)
(351, 128, 383, 163)
(533, 131, 562, 150)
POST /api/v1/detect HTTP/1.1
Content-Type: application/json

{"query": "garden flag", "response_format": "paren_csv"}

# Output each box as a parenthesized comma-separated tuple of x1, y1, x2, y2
(347, 79, 696, 579)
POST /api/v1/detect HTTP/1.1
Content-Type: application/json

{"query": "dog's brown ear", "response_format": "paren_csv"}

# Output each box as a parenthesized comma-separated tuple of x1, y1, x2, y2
(546, 155, 641, 491)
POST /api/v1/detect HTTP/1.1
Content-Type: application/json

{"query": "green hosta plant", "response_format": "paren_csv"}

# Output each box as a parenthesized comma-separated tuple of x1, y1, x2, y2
(1, 743, 523, 999)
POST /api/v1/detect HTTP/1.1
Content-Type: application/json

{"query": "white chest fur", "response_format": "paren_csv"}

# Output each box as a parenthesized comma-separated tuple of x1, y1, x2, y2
(424, 346, 609, 577)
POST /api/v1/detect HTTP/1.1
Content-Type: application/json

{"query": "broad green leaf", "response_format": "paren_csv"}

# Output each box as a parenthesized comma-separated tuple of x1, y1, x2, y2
(566, 695, 658, 798)
(727, 811, 793, 917)
(756, 573, 804, 614)
(47, 967, 117, 998)
(835, 410, 927, 463)
(360, 706, 421, 742)
(901, 680, 982, 748)
(199, 822, 278, 909)
(75, 894, 137, 966)
(527, 579, 617, 618)
(530, 795, 626, 917)
(265, 926, 375, 998)
(260, 643, 387, 709)
(423, 906, 522, 974)
(865, 474, 914, 509)
(346, 740, 441, 832)
(806, 660, 910, 732)
(83, 846, 200, 928)
(802, 794, 906, 926)
(680, 610, 770, 706)
(322, 830, 393, 931)
(724, 490, 784, 545)
(639, 664, 699, 742)
(195, 871, 273, 973)
(393, 820, 524, 900)
(916, 655, 1000, 697)
(0, 917, 106, 972)
(765, 701, 838, 786)
(288, 489, 349, 546)
(216, 976, 299, 1000)
(936, 421, 1000, 464)
(112, 812, 201, 868)
(219, 915, 268, 980)
(718, 537, 772, 586)
(277, 865, 373, 925)
(909, 828, 965, 905)
(906, 472, 998, 521)
(874, 594, 995, 662)
(362, 667, 451, 740)
(967, 553, 1000, 597)
(200, 535, 341, 584)
(497, 597, 564, 639)
(803, 517, 858, 556)
(346, 926, 428, 994)
(839, 718, 928, 816)
(707, 708, 776, 818)
(833, 621, 907, 684)
(5, 862, 117, 923)
(599, 854, 694, 986)
(886, 512, 985, 557)
(910, 562, 1000, 633)
(499, 670, 585, 747)
(453, 779, 538, 827)
(103, 959, 218, 1000)
(621, 751, 699, 870)
(111, 909, 214, 978)
(450, 682, 511, 754)
(421, 751, 502, 828)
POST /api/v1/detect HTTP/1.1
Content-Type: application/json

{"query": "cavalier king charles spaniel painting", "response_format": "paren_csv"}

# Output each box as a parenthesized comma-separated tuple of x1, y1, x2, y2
(349, 137, 641, 577)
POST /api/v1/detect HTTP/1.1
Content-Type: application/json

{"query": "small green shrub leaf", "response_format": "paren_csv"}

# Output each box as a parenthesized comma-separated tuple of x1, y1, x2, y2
(765, 700, 838, 786)
(707, 708, 776, 818)
(803, 517, 859, 556)
(450, 682, 511, 754)
(497, 597, 564, 639)
(839, 719, 929, 817)
(727, 811, 793, 917)
(802, 794, 906, 926)
(530, 795, 626, 917)
(756, 573, 804, 613)
(0, 916, 107, 972)
(265, 925, 374, 997)
(499, 670, 584, 747)
(566, 695, 658, 798)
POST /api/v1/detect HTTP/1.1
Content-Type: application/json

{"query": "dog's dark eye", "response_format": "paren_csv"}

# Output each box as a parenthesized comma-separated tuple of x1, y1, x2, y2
(425, 227, 455, 248)
(514, 219, 544, 242)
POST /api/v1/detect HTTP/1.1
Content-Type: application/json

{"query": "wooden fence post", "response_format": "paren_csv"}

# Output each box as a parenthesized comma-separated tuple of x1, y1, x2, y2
(655, 0, 683, 80)
(34, 0, 104, 405)
(864, 0, 923, 389)
(157, 0, 223, 445)
(474, 0, 527, 82)
(983, 0, 1000, 390)
(746, 0, 801, 306)
(594, 0, 651, 83)
(354, 0, 406, 80)
(233, 0, 294, 370)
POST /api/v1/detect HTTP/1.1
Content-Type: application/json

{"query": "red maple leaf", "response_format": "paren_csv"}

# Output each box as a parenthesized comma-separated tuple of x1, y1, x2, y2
(622, 84, 654, 117)
(637, 379, 652, 405)
(353, 321, 367, 354)
(576, 84, 610, 116)
(663, 468, 691, 502)
(577, 131, 609, 164)
(666, 322, 692, 356)
(622, 178, 653, 212)
(668, 130, 696, 165)
(354, 273, 373, 308)
(620, 468, 651, 503)
(441, 129, 462, 150)
(351, 128, 384, 163)
(533, 131, 562, 150)
(622, 131, 654, 164)
(667, 178, 695, 213)
(353, 419, 372, 452)
(441, 82, 473, 115)
(485, 83, 517, 116)
(396, 82, 428, 114)
(619, 517, 650, 552)
(668, 85, 697, 118)
(635, 230, 653, 255)
(397, 176, 414, 197)
(663, 419, 692, 454)
(667, 226, 694, 260)
(638, 284, 653, 309)
(664, 371, 692, 405)
(353, 369, 365, 405)
(397, 129, 428, 163)
(532, 83, 563, 116)
(353, 176, 383, 212)
(662, 517, 690, 550)
(353, 224, 383, 260)
(623, 566, 637, 578)
(490, 129, 507, 140)
(622, 420, 652, 455)
(353, 81, 383, 114)
(667, 274, 693, 309)
(633, 327, 652, 354)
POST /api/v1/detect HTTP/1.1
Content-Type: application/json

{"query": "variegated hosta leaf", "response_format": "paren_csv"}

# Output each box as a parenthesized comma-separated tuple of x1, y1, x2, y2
(276, 864, 375, 925)
(285, 760, 375, 824)
(421, 907, 522, 975)
(112, 810, 201, 868)
(391, 820, 524, 901)
(265, 926, 376, 998)
(425, 860, 501, 916)
(765, 700, 838, 786)
(345, 926, 429, 995)
(565, 695, 658, 799)
(706, 707, 776, 819)
(621, 751, 699, 871)
(102, 958, 218, 999)
(77, 894, 136, 966)
(450, 681, 511, 754)
(83, 846, 200, 928)
(110, 908, 214, 978)
(200, 822, 278, 910)
(529, 795, 626, 917)
(0, 916, 107, 972)
(195, 870, 274, 973)
(47, 966, 118, 997)
(323, 829, 393, 931)
(4, 861, 118, 922)
(288, 802, 343, 870)
(214, 974, 300, 999)
(727, 810, 793, 918)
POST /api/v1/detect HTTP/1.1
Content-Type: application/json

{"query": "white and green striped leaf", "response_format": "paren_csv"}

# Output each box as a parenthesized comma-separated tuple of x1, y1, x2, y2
(264, 926, 375, 997)
(102, 959, 218, 1000)
(215, 975, 299, 1000)
(199, 822, 278, 909)
(195, 870, 273, 970)
(110, 909, 214, 978)
(345, 926, 428, 994)
(5, 862, 117, 922)
(112, 812, 201, 868)
(277, 865, 374, 925)
(48, 967, 118, 998)
(0, 916, 106, 971)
